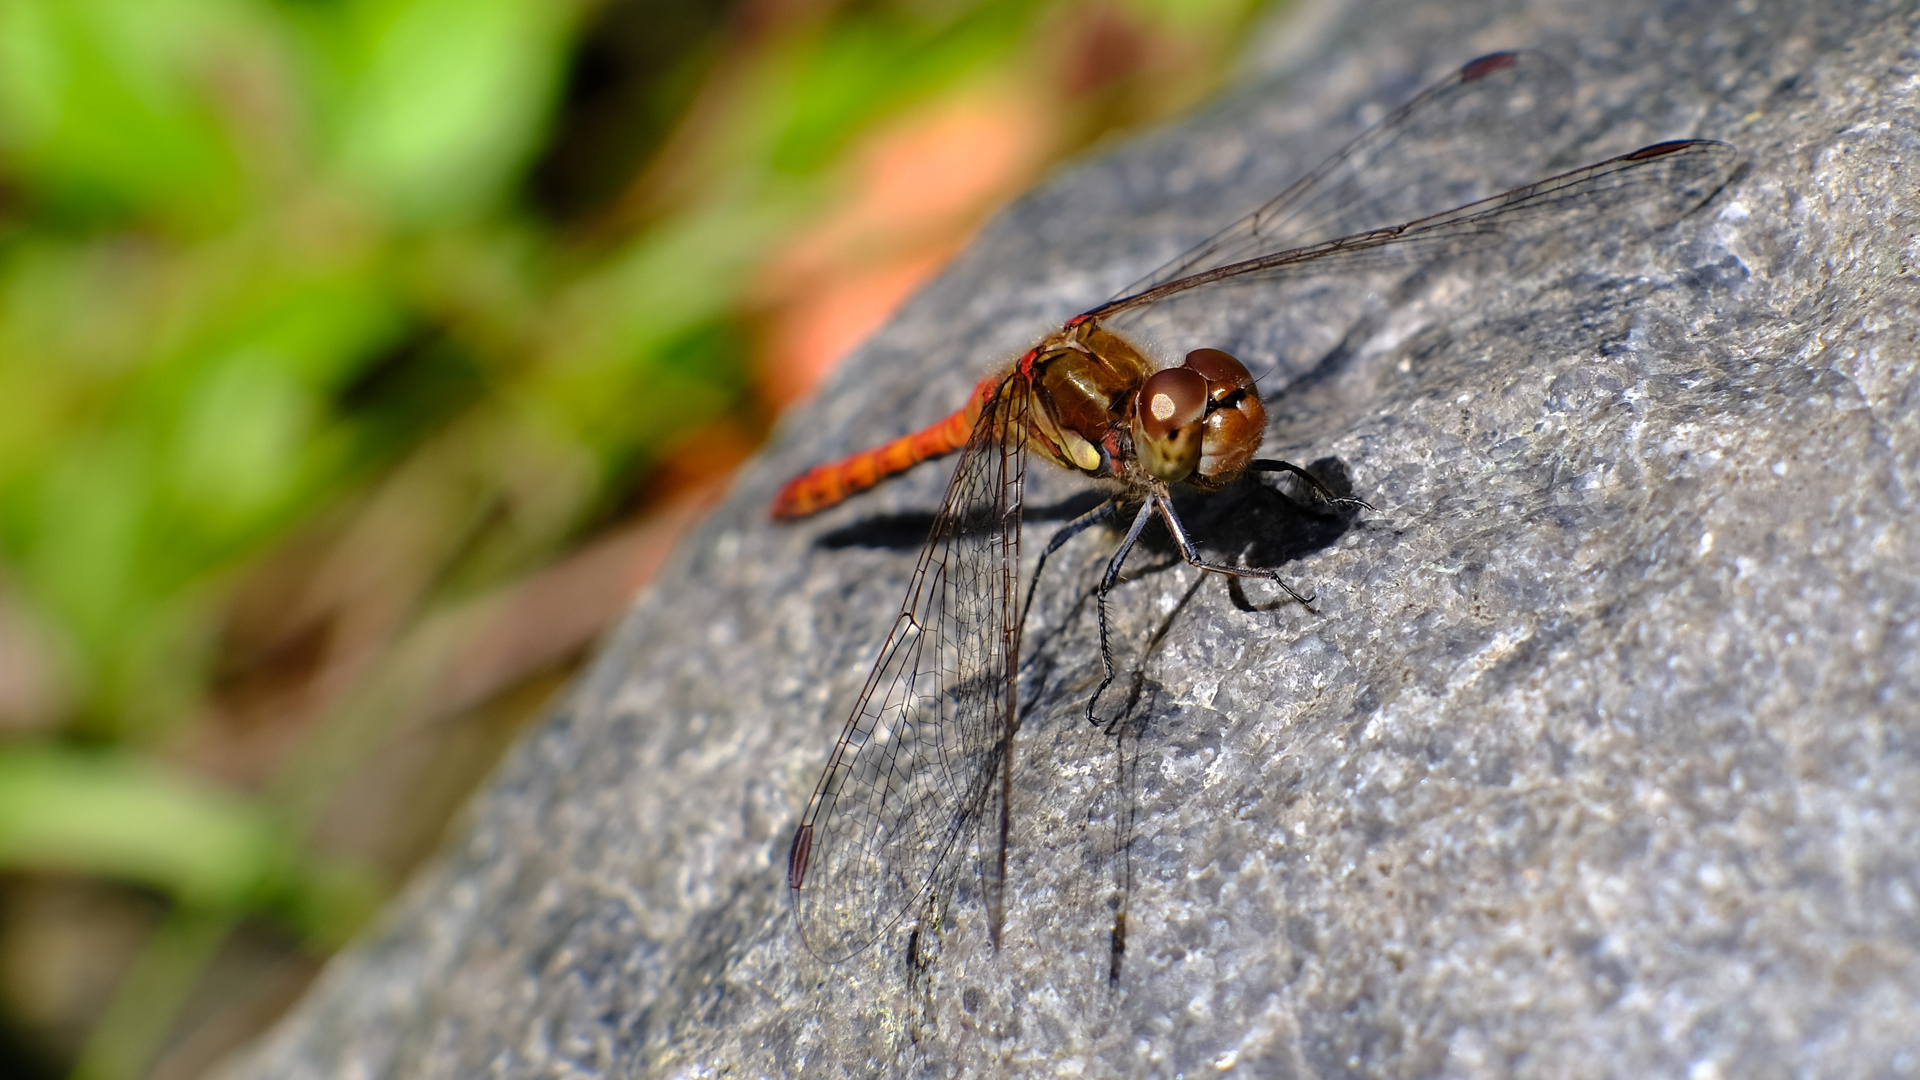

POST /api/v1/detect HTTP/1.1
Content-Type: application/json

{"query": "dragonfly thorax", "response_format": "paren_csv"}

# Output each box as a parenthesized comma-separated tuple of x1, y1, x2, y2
(1024, 324, 1154, 477)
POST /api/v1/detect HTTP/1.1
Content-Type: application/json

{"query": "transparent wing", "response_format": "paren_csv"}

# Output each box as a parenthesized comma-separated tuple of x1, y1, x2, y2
(788, 375, 1029, 962)
(1116, 50, 1578, 300)
(1093, 138, 1739, 322)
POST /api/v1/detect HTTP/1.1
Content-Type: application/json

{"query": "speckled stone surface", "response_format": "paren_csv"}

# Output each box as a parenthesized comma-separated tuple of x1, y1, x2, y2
(228, 0, 1920, 1077)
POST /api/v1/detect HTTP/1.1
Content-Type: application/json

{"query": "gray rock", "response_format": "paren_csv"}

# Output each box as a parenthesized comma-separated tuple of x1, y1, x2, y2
(229, 0, 1920, 1076)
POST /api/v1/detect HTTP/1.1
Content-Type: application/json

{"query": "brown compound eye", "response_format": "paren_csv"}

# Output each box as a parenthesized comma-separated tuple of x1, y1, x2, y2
(1131, 366, 1207, 482)
(1186, 347, 1266, 485)
(1183, 348, 1254, 391)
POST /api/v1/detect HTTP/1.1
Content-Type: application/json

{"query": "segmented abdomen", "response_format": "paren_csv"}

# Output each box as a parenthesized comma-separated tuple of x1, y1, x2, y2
(771, 373, 1001, 519)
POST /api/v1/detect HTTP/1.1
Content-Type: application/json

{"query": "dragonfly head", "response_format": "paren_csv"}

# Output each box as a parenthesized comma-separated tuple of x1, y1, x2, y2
(1132, 348, 1266, 485)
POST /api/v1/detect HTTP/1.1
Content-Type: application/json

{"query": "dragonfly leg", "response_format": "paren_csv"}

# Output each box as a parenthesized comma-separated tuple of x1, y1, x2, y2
(1087, 500, 1156, 728)
(1018, 497, 1119, 638)
(1154, 495, 1318, 608)
(1247, 458, 1375, 512)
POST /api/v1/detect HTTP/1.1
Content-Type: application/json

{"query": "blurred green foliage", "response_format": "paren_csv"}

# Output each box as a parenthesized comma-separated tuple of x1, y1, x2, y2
(0, 745, 376, 939)
(0, 0, 1269, 1076)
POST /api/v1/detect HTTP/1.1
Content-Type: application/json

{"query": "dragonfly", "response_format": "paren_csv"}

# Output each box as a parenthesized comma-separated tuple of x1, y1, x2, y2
(777, 50, 1737, 964)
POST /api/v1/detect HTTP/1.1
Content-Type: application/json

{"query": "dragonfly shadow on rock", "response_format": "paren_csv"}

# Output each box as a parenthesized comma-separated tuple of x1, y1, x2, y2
(1011, 455, 1364, 731)
(1129, 456, 1366, 613)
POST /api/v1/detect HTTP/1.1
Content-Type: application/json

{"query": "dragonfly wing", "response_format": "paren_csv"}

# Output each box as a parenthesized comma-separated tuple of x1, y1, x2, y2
(1117, 50, 1577, 299)
(789, 375, 1029, 962)
(1096, 138, 1739, 319)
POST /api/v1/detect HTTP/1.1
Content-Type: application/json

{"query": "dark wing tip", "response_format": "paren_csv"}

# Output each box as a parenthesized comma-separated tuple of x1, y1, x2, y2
(1625, 138, 1707, 160)
(787, 824, 814, 889)
(1459, 51, 1519, 82)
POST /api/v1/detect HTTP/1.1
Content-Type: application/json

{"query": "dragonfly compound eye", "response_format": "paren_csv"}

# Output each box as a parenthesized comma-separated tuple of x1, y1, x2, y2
(1132, 366, 1208, 482)
(1185, 348, 1267, 485)
(1182, 348, 1252, 389)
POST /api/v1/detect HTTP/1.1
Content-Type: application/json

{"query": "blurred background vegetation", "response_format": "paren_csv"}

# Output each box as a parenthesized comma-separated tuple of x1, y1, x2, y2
(0, 0, 1273, 1076)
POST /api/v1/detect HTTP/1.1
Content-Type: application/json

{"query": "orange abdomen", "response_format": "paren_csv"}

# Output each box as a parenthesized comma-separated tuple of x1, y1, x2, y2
(771, 374, 999, 519)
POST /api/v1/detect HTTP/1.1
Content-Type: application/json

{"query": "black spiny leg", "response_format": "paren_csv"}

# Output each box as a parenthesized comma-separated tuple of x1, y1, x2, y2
(1017, 498, 1118, 640)
(1087, 500, 1156, 728)
(1248, 458, 1376, 512)
(1154, 494, 1318, 608)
